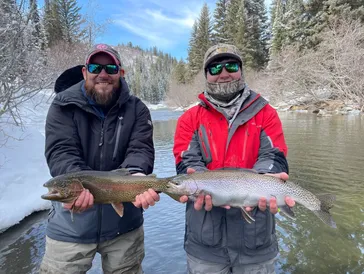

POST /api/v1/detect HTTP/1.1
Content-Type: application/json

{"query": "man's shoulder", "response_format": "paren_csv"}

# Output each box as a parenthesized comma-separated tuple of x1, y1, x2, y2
(53, 81, 84, 105)
(128, 95, 149, 110)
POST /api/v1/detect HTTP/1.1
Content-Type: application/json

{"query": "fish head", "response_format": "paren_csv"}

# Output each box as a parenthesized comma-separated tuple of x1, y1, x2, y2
(41, 176, 84, 203)
(166, 174, 199, 196)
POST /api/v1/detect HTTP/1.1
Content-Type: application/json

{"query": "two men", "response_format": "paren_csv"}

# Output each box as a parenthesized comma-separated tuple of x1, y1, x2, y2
(42, 42, 294, 274)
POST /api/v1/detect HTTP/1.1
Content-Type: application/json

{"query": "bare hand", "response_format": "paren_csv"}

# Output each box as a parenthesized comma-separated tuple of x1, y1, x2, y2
(131, 172, 160, 209)
(179, 168, 230, 211)
(245, 172, 295, 214)
(63, 189, 94, 213)
(133, 188, 160, 209)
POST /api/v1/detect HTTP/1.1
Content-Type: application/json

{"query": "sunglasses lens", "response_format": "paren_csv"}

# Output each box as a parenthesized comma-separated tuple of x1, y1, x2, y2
(208, 64, 223, 75)
(87, 64, 119, 74)
(87, 64, 102, 74)
(105, 65, 119, 74)
(225, 62, 239, 73)
(207, 62, 240, 75)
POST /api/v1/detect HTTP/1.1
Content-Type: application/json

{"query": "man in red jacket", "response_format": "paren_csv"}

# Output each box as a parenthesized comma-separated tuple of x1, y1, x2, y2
(172, 44, 295, 274)
(136, 43, 295, 273)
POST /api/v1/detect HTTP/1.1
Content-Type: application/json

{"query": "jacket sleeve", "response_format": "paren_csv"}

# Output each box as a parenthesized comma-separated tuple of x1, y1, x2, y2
(173, 110, 207, 175)
(253, 107, 289, 174)
(120, 101, 154, 175)
(45, 103, 91, 177)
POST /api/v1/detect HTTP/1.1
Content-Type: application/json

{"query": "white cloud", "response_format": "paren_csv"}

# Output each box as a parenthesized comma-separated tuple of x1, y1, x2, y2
(110, 0, 215, 50)
(114, 19, 174, 47)
(145, 9, 195, 28)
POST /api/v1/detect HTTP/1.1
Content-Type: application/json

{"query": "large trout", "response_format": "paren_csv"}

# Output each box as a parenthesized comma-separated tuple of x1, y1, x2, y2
(41, 169, 176, 218)
(167, 169, 337, 228)
(41, 169, 336, 227)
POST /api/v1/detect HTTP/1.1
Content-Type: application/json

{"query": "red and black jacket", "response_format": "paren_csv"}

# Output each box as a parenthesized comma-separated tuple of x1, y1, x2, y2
(173, 89, 288, 265)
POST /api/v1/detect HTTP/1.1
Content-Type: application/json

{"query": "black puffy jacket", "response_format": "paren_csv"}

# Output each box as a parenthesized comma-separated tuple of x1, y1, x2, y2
(45, 66, 154, 243)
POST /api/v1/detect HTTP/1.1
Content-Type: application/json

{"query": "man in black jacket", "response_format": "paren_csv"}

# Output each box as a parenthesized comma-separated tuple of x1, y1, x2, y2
(40, 44, 155, 274)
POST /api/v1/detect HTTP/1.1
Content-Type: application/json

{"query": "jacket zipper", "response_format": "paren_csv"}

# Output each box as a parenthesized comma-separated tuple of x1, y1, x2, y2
(112, 115, 124, 161)
(97, 119, 105, 243)
(242, 127, 249, 161)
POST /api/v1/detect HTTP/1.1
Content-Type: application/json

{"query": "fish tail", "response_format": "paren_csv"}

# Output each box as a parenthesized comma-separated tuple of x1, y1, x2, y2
(313, 194, 337, 228)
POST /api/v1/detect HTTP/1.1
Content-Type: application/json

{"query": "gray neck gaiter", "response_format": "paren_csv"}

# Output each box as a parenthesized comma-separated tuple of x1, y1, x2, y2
(204, 86, 251, 121)
(205, 77, 245, 103)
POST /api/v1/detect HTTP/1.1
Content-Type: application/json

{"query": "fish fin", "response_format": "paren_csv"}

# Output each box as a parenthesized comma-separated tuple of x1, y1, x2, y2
(317, 194, 336, 211)
(112, 168, 132, 176)
(279, 205, 295, 220)
(166, 193, 181, 202)
(112, 203, 124, 217)
(68, 200, 77, 222)
(240, 207, 255, 224)
(312, 210, 336, 228)
(314, 194, 336, 228)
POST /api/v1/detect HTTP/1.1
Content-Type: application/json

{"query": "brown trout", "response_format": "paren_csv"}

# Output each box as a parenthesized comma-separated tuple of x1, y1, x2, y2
(41, 169, 175, 217)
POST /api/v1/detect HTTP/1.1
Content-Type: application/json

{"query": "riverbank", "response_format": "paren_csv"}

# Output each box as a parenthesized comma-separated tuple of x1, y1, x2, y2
(272, 99, 363, 116)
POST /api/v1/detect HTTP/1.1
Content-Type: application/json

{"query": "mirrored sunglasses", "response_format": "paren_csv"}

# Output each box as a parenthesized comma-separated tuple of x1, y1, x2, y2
(207, 62, 240, 76)
(87, 64, 120, 75)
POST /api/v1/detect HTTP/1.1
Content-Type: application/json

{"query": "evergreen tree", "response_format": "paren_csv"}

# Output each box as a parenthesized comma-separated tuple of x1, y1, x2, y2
(213, 0, 229, 44)
(43, 0, 63, 47)
(56, 0, 85, 44)
(195, 3, 213, 71)
(173, 59, 188, 84)
(234, 0, 246, 56)
(255, 0, 270, 68)
(226, 0, 241, 45)
(283, 0, 306, 49)
(270, 0, 286, 55)
(28, 0, 46, 50)
(187, 21, 199, 78)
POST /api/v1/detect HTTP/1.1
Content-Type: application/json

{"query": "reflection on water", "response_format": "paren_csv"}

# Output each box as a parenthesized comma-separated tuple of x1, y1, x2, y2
(0, 110, 363, 274)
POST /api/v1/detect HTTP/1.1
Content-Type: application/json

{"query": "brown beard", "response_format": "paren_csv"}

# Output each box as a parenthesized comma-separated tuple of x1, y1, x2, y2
(85, 82, 119, 107)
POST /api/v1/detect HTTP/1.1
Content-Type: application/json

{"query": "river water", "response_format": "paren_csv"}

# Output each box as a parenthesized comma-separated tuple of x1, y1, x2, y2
(0, 110, 363, 274)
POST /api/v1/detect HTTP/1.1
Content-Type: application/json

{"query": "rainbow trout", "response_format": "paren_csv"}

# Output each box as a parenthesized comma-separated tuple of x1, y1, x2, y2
(166, 169, 337, 228)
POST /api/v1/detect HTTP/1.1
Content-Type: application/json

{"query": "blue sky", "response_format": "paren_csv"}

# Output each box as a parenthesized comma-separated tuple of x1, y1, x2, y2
(39, 0, 272, 60)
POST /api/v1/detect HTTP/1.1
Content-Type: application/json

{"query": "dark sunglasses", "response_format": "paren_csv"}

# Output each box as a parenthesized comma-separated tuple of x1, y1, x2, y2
(207, 62, 240, 76)
(87, 64, 120, 75)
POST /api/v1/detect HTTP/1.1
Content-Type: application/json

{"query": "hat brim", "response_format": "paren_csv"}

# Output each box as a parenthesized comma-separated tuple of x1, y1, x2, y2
(86, 50, 120, 65)
(204, 53, 242, 69)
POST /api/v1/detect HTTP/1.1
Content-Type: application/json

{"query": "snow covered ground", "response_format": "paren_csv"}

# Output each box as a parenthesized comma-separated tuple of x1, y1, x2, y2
(0, 91, 53, 232)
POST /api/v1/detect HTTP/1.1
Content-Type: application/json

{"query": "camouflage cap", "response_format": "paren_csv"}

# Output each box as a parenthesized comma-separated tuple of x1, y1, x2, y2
(203, 43, 243, 69)
(85, 44, 122, 66)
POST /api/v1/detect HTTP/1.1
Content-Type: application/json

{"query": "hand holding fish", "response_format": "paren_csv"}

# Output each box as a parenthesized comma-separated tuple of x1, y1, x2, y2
(179, 169, 295, 214)
(245, 172, 295, 214)
(133, 189, 160, 209)
(132, 172, 161, 209)
(62, 189, 94, 213)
